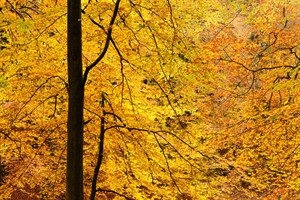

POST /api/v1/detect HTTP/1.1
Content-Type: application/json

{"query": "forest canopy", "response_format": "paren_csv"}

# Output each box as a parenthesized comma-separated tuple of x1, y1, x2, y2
(1, 0, 300, 199)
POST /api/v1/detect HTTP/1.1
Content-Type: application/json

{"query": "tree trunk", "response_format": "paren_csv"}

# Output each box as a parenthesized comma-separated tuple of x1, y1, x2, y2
(66, 0, 83, 199)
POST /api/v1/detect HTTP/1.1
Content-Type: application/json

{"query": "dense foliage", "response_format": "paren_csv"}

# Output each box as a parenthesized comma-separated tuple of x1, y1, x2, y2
(1, 0, 300, 199)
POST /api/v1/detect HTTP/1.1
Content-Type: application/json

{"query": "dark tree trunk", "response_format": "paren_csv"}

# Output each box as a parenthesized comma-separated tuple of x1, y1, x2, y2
(90, 92, 106, 200)
(66, 0, 83, 199)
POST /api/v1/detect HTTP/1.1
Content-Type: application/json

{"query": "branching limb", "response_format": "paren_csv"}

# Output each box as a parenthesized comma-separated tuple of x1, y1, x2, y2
(83, 0, 121, 86)
(12, 76, 67, 123)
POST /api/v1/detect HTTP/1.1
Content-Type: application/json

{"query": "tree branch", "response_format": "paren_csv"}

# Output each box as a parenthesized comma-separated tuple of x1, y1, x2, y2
(96, 188, 134, 200)
(82, 0, 121, 86)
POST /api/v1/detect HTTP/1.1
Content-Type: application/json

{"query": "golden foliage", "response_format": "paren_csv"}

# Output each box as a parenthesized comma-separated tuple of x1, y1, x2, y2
(1, 0, 300, 199)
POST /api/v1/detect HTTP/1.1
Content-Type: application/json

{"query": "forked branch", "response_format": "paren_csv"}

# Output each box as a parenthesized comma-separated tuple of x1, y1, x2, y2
(83, 0, 121, 86)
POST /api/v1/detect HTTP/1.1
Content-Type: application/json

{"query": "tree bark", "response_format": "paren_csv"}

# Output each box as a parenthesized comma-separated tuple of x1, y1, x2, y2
(67, 0, 83, 199)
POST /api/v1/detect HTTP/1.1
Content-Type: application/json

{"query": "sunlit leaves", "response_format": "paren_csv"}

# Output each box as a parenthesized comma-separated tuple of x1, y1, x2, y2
(1, 0, 300, 199)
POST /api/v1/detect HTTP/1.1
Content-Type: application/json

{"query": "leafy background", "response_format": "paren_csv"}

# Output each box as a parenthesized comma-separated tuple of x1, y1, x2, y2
(1, 0, 300, 199)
